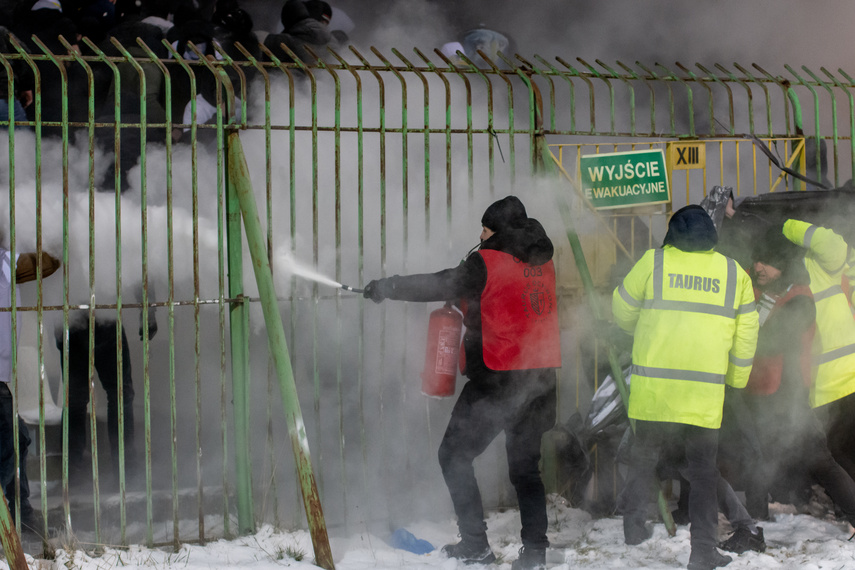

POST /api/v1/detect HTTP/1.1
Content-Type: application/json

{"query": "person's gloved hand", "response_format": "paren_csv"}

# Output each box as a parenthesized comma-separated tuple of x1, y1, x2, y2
(363, 279, 387, 304)
(594, 318, 633, 350)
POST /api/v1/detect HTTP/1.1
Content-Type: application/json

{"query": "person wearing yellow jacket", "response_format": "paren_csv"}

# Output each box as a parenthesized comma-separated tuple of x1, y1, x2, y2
(613, 205, 759, 570)
(782, 219, 855, 480)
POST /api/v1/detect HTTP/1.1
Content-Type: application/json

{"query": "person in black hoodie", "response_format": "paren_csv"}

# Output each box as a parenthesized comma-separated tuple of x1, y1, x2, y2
(363, 196, 562, 570)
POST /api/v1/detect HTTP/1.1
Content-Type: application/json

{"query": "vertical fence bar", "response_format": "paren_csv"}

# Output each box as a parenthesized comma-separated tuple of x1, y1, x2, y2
(802, 66, 838, 187)
(202, 58, 254, 535)
(140, 40, 180, 548)
(0, 42, 28, 570)
(57, 37, 107, 544)
(259, 44, 302, 526)
(319, 53, 349, 528)
(330, 50, 370, 524)
(834, 69, 855, 179)
(239, 44, 281, 527)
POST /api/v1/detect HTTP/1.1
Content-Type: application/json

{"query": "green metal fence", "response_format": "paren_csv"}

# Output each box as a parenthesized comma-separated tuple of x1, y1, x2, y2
(1, 36, 854, 554)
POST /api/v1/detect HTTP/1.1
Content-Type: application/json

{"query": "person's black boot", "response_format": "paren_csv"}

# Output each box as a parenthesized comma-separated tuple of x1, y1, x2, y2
(718, 526, 765, 554)
(16, 502, 45, 536)
(624, 519, 652, 545)
(687, 547, 732, 570)
(511, 546, 546, 570)
(441, 534, 496, 565)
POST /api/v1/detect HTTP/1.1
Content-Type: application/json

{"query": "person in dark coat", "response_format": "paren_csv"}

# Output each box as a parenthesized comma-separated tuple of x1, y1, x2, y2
(740, 227, 855, 528)
(363, 196, 562, 570)
(262, 0, 334, 64)
(165, 2, 218, 135)
(15, 0, 88, 138)
(212, 0, 260, 62)
(92, 3, 170, 191)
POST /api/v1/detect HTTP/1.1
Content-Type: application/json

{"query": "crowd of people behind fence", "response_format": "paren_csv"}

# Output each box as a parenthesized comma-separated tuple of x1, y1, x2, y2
(0, 0, 517, 189)
(0, 0, 355, 177)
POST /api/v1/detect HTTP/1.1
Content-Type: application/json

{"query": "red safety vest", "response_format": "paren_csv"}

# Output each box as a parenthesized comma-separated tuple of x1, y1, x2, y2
(474, 249, 562, 371)
(747, 284, 815, 395)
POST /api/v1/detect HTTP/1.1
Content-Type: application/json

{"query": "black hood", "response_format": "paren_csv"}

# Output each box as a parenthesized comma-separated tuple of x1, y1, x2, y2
(481, 217, 554, 266)
(481, 195, 527, 233)
(662, 205, 718, 252)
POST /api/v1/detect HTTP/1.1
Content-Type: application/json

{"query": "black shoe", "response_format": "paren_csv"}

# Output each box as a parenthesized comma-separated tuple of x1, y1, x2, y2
(718, 526, 765, 554)
(442, 535, 496, 565)
(511, 546, 546, 570)
(687, 548, 732, 570)
(624, 520, 652, 545)
(17, 503, 45, 536)
(671, 507, 690, 526)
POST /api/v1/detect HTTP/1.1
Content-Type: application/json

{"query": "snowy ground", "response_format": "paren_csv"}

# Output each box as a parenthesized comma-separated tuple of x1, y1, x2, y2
(16, 494, 855, 570)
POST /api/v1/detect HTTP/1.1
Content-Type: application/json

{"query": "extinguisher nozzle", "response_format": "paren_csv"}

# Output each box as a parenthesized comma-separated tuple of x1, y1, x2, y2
(340, 284, 364, 294)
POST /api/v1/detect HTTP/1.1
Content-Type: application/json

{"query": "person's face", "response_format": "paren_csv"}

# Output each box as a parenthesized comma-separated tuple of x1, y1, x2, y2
(753, 261, 782, 286)
(480, 226, 495, 242)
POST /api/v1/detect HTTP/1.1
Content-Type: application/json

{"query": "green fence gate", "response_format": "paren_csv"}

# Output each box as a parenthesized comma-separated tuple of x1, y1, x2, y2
(1, 35, 854, 556)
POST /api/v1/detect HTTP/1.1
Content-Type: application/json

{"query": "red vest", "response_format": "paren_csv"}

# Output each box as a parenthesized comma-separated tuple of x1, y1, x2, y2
(747, 284, 815, 395)
(475, 249, 562, 370)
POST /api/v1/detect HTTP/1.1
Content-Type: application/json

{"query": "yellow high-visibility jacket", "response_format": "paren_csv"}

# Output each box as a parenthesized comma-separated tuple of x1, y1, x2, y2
(783, 220, 855, 408)
(612, 246, 759, 429)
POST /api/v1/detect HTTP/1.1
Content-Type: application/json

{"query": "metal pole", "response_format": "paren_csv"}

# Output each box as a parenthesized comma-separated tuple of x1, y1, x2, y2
(227, 131, 335, 570)
(0, 495, 26, 570)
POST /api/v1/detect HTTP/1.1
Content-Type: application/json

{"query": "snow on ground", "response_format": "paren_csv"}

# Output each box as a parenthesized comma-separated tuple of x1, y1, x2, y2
(20, 495, 855, 569)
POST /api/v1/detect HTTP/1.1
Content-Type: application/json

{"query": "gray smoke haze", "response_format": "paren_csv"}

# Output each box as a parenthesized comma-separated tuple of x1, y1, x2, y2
(1, 0, 850, 545)
(243, 0, 855, 73)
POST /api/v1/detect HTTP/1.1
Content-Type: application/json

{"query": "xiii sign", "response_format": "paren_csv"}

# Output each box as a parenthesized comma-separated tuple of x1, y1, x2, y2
(580, 149, 670, 209)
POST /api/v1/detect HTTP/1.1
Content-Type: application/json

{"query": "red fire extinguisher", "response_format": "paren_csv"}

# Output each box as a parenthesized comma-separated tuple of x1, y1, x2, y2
(421, 303, 463, 397)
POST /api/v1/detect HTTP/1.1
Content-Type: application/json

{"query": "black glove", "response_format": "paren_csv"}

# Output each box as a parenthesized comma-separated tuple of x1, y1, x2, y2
(363, 279, 386, 304)
(594, 319, 633, 350)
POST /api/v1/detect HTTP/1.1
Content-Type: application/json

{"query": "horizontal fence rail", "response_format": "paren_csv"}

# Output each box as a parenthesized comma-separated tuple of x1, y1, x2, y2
(0, 36, 852, 552)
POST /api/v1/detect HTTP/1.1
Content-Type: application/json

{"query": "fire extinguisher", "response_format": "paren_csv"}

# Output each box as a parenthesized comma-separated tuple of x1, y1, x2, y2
(421, 302, 463, 398)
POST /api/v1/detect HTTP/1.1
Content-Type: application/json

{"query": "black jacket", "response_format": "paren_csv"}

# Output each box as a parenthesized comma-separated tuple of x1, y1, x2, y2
(380, 217, 554, 378)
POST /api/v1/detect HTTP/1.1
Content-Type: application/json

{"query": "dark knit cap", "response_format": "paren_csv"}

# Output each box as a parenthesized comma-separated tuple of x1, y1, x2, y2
(481, 195, 527, 233)
(752, 226, 800, 271)
(662, 205, 718, 252)
(304, 0, 332, 22)
(213, 6, 253, 35)
(281, 0, 310, 29)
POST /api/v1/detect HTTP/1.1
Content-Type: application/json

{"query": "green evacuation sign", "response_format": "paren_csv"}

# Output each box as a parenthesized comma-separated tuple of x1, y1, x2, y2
(580, 149, 670, 209)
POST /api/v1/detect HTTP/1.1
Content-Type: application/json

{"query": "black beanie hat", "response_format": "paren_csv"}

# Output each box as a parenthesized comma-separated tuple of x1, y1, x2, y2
(304, 0, 332, 23)
(662, 205, 718, 252)
(481, 195, 527, 233)
(752, 226, 800, 271)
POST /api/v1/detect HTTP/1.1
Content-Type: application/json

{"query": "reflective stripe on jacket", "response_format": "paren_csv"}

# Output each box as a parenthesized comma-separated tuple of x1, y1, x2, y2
(783, 219, 855, 407)
(612, 246, 758, 428)
(478, 250, 562, 370)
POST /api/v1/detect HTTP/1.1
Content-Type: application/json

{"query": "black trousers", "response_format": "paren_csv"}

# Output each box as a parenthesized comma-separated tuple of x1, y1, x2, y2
(57, 321, 135, 469)
(778, 404, 855, 523)
(0, 383, 29, 510)
(622, 421, 719, 552)
(824, 392, 855, 484)
(438, 369, 556, 549)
